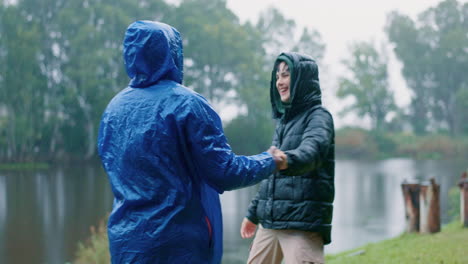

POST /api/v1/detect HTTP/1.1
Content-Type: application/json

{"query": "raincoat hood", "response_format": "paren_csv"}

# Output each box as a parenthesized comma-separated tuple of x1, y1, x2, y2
(123, 20, 184, 88)
(270, 52, 321, 120)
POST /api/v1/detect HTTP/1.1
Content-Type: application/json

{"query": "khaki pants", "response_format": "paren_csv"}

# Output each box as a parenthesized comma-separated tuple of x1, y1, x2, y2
(247, 226, 324, 264)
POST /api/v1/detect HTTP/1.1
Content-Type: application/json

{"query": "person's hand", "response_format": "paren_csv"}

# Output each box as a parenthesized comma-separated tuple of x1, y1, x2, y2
(267, 146, 288, 170)
(240, 217, 257, 239)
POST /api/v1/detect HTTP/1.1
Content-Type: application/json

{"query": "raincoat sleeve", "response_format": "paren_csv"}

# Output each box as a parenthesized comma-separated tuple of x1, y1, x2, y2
(282, 108, 334, 176)
(185, 95, 276, 193)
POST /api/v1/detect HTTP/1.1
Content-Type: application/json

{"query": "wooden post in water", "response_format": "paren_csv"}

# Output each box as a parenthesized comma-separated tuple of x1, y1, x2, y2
(459, 171, 468, 227)
(401, 181, 420, 232)
(420, 178, 440, 233)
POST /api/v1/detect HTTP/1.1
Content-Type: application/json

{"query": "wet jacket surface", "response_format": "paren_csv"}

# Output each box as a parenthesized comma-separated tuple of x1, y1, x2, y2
(246, 52, 335, 244)
(97, 21, 276, 264)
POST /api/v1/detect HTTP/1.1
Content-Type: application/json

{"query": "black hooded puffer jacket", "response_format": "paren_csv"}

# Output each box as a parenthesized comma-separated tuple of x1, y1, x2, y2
(246, 52, 335, 244)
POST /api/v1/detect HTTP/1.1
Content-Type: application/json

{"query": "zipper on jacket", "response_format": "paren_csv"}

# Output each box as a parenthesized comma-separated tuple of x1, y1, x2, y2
(205, 216, 213, 248)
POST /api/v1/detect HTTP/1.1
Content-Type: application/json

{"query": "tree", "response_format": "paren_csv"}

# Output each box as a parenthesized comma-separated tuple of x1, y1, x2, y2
(0, 4, 47, 161)
(226, 7, 327, 154)
(0, 0, 170, 161)
(292, 28, 326, 62)
(168, 0, 256, 107)
(54, 0, 169, 159)
(0, 0, 326, 160)
(337, 42, 397, 131)
(170, 0, 280, 154)
(256, 7, 325, 64)
(386, 0, 468, 135)
(256, 7, 296, 64)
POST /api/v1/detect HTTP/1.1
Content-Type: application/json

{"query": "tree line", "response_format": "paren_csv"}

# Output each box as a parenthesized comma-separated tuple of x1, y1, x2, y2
(0, 0, 466, 162)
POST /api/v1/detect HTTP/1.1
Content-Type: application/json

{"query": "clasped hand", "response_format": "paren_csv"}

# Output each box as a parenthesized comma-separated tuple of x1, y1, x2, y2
(267, 146, 288, 170)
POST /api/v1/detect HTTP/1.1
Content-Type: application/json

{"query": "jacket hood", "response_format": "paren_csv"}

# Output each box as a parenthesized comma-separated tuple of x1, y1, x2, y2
(270, 52, 321, 120)
(123, 20, 184, 88)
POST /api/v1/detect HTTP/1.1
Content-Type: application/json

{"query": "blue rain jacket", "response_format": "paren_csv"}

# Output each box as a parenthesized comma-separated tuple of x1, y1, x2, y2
(97, 20, 276, 264)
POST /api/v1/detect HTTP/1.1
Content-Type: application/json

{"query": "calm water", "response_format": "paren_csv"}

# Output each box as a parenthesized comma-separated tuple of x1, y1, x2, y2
(0, 158, 465, 264)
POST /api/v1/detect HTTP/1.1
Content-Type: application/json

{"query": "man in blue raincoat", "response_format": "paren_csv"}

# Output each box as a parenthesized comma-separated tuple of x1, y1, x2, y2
(97, 20, 287, 264)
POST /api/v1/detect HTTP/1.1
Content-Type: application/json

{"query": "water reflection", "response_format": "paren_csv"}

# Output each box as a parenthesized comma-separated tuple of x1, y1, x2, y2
(0, 164, 113, 264)
(328, 159, 407, 254)
(0, 176, 6, 260)
(0, 159, 465, 264)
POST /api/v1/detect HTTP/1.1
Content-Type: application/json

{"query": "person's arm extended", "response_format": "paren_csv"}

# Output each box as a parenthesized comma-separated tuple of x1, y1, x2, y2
(282, 108, 334, 176)
(184, 95, 284, 192)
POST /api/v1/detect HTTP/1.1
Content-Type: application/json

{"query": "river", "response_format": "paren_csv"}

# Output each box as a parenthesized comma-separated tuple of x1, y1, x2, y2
(0, 158, 465, 263)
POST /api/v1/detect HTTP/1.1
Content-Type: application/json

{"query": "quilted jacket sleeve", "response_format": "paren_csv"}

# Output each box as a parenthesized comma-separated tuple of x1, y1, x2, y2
(282, 108, 334, 176)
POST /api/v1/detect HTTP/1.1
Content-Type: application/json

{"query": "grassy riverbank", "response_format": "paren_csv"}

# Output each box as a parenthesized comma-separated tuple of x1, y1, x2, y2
(75, 220, 468, 263)
(335, 128, 468, 160)
(326, 221, 468, 264)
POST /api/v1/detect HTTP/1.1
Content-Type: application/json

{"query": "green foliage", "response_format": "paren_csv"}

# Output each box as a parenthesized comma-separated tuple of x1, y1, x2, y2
(386, 0, 468, 135)
(455, 83, 468, 133)
(224, 114, 275, 155)
(337, 42, 397, 131)
(335, 127, 377, 158)
(448, 186, 460, 222)
(293, 28, 326, 62)
(169, 0, 253, 102)
(391, 133, 465, 159)
(256, 6, 297, 63)
(2, 0, 467, 163)
(74, 218, 110, 264)
(334, 127, 398, 159)
(0, 0, 169, 161)
(256, 7, 325, 64)
(0, 0, 326, 162)
(369, 131, 397, 156)
(335, 127, 468, 159)
(0, 4, 47, 161)
(326, 222, 468, 264)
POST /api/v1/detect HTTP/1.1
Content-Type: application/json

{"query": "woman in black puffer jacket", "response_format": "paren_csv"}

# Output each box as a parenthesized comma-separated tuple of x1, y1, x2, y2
(240, 52, 335, 264)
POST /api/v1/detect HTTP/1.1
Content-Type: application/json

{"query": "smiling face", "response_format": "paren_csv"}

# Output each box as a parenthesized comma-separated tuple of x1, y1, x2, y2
(276, 61, 291, 103)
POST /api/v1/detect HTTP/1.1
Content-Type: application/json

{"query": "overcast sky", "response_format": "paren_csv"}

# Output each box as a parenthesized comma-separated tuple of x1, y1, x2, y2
(222, 0, 463, 127)
(226, 0, 443, 70)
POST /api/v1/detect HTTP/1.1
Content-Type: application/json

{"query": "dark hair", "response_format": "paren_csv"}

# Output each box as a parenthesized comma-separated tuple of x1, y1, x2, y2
(276, 60, 290, 72)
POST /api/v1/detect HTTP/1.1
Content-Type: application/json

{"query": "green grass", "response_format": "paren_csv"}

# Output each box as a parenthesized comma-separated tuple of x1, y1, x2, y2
(326, 222, 468, 264)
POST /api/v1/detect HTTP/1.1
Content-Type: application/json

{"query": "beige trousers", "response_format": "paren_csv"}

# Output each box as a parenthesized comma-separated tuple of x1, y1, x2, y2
(247, 226, 324, 264)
